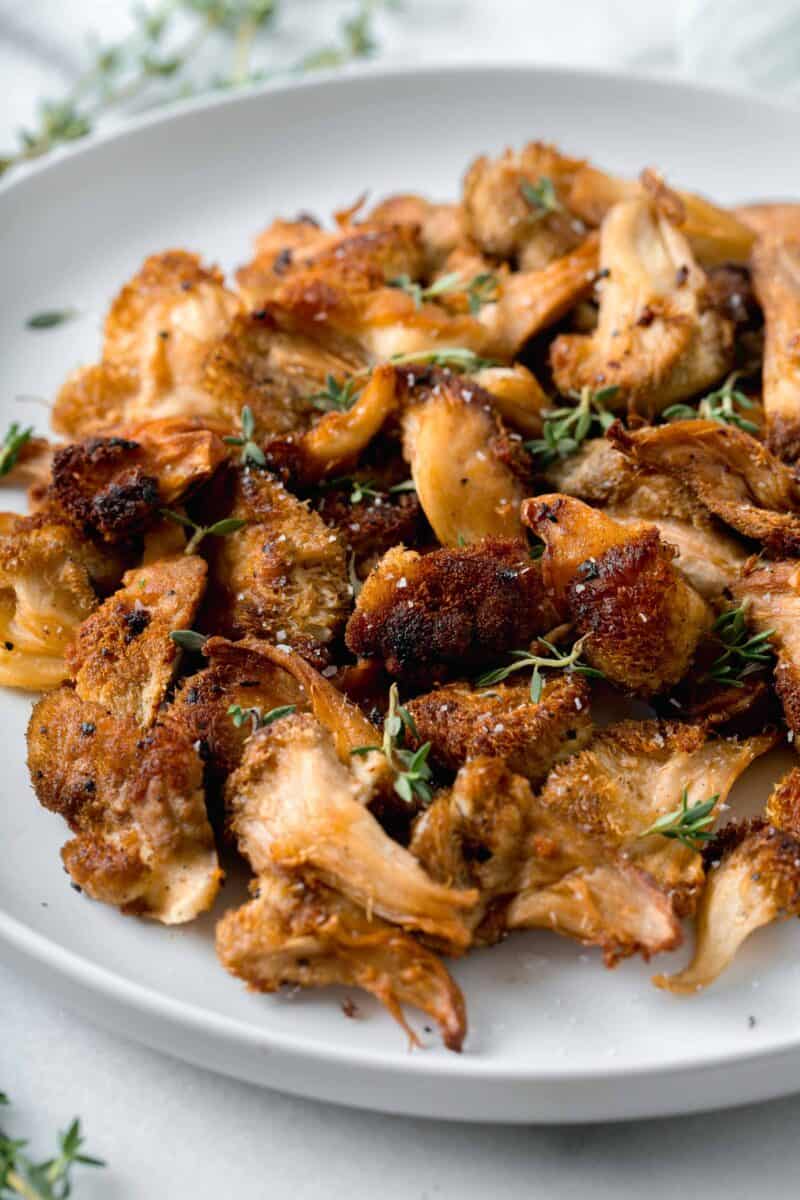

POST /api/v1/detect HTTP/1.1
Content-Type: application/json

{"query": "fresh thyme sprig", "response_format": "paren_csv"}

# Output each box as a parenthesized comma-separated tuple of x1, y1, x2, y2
(0, 2, 386, 177)
(466, 271, 500, 314)
(311, 349, 497, 411)
(387, 270, 499, 314)
(0, 1091, 104, 1200)
(223, 405, 266, 466)
(520, 176, 563, 219)
(161, 509, 246, 554)
(169, 629, 208, 652)
(388, 348, 497, 372)
(0, 3, 222, 174)
(662, 370, 759, 434)
(351, 682, 433, 805)
(324, 477, 415, 504)
(474, 635, 602, 703)
(387, 271, 463, 310)
(700, 605, 775, 688)
(639, 787, 719, 851)
(299, 1, 378, 69)
(0, 424, 33, 478)
(309, 375, 360, 413)
(345, 479, 383, 504)
(228, 702, 296, 732)
(525, 386, 619, 467)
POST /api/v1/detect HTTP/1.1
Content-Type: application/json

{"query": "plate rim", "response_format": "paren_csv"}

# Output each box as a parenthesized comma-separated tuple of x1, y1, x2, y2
(2, 896, 799, 1085)
(1, 57, 798, 202)
(3, 59, 800, 1108)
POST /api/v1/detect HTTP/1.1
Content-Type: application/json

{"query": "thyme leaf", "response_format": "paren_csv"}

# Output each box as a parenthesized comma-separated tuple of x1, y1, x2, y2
(700, 604, 775, 688)
(466, 271, 500, 314)
(0, 1091, 104, 1200)
(161, 508, 246, 554)
(308, 376, 360, 413)
(323, 476, 414, 505)
(223, 405, 266, 465)
(387, 271, 463, 310)
(350, 682, 433, 805)
(388, 347, 497, 372)
(387, 270, 499, 314)
(342, 479, 383, 504)
(639, 786, 719, 851)
(228, 702, 296, 732)
(662, 370, 759, 434)
(525, 386, 619, 467)
(25, 308, 78, 330)
(300, 1, 378, 69)
(0, 424, 33, 478)
(520, 176, 562, 219)
(169, 629, 208, 652)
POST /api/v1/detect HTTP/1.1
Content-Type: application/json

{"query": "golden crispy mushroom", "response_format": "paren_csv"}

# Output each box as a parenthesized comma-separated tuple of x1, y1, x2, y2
(569, 164, 755, 266)
(461, 141, 588, 269)
(54, 251, 240, 437)
(279, 364, 400, 484)
(217, 870, 467, 1051)
(50, 419, 225, 543)
(508, 719, 775, 955)
(165, 636, 310, 787)
(406, 674, 593, 782)
(547, 438, 747, 600)
(471, 364, 550, 437)
(611, 419, 800, 555)
(226, 712, 478, 949)
(203, 307, 366, 438)
(346, 540, 557, 685)
(0, 519, 97, 691)
(475, 234, 599, 358)
(402, 372, 527, 546)
(523, 494, 712, 694)
(655, 770, 800, 993)
(732, 559, 800, 739)
(736, 202, 800, 242)
(237, 220, 425, 310)
(201, 468, 349, 657)
(28, 688, 220, 923)
(68, 554, 207, 727)
(368, 194, 463, 273)
(751, 236, 800, 460)
(413, 750, 683, 963)
(550, 194, 733, 416)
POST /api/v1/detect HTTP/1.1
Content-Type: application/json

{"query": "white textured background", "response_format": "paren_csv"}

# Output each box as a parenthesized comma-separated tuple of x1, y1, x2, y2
(2, 3, 800, 1197)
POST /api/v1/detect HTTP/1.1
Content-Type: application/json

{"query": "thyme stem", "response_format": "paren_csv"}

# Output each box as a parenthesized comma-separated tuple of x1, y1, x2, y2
(474, 635, 602, 702)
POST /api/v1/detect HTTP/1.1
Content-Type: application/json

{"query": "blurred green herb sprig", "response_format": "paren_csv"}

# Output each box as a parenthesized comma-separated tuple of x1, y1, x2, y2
(0, 1091, 104, 1199)
(1, 1, 389, 177)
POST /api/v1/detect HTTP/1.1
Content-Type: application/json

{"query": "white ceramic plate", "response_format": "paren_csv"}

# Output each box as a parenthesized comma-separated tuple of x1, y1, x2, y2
(2, 63, 800, 1124)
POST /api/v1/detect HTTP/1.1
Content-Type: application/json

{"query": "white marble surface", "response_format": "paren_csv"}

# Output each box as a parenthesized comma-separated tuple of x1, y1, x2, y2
(2, 3, 800, 1197)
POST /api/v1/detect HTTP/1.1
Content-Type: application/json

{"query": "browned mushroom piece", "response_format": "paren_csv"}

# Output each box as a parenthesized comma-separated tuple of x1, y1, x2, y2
(522, 494, 712, 695)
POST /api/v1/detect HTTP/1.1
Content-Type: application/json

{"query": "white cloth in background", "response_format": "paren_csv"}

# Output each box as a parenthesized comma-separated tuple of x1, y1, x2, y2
(0, 0, 676, 150)
(678, 0, 800, 95)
